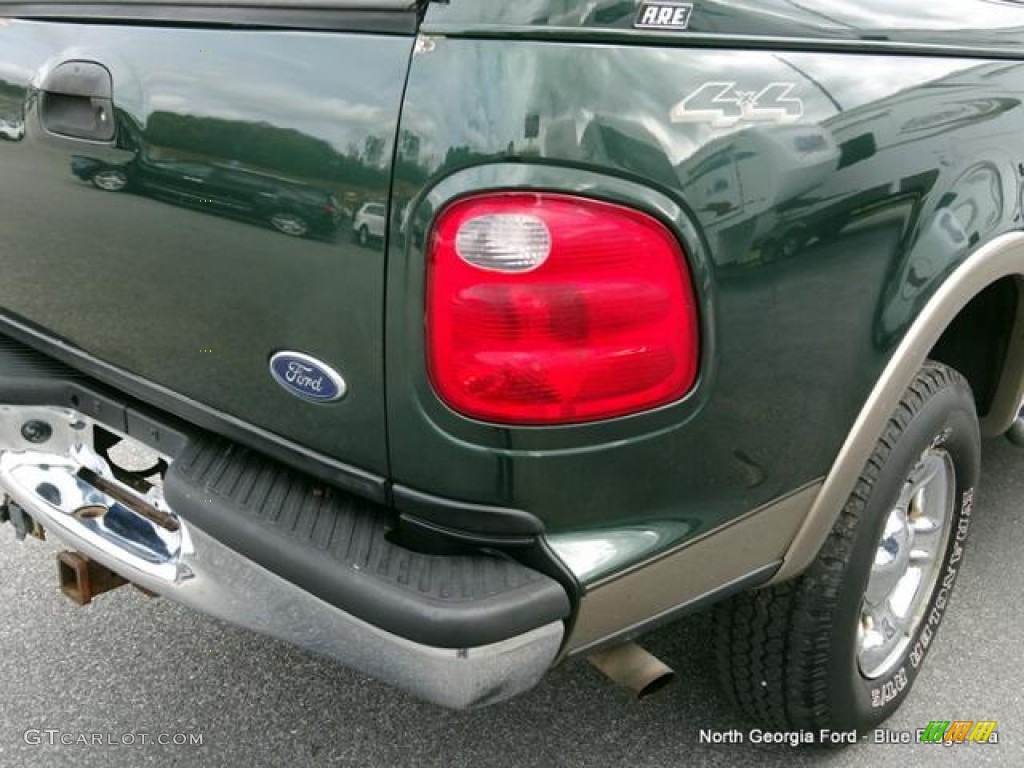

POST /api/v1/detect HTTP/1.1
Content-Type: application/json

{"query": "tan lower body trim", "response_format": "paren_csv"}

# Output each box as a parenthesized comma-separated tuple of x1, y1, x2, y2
(563, 481, 821, 655)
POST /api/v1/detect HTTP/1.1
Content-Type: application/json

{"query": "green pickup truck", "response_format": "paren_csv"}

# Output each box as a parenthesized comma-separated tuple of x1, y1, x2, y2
(1, 0, 1022, 739)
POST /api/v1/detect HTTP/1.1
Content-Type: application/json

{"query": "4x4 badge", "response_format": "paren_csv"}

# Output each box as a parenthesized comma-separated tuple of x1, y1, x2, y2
(671, 82, 804, 128)
(635, 2, 693, 30)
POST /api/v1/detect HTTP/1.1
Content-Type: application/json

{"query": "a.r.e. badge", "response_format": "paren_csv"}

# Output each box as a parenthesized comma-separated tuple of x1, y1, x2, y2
(634, 2, 693, 30)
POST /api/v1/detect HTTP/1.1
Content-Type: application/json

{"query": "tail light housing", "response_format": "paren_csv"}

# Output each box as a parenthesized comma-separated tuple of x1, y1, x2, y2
(426, 193, 699, 425)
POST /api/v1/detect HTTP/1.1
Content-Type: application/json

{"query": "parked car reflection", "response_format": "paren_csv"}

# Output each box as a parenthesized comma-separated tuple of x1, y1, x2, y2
(0, 117, 23, 141)
(71, 153, 343, 239)
(352, 202, 386, 246)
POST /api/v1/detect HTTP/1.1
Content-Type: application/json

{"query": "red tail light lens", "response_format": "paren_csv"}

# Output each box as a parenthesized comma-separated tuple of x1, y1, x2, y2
(426, 193, 699, 425)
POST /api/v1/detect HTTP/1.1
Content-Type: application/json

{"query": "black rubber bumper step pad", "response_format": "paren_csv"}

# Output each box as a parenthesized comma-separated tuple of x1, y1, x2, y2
(164, 436, 570, 648)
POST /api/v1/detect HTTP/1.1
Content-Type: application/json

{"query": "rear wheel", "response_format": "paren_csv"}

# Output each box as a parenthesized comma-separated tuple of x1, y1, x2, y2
(715, 361, 980, 736)
(269, 212, 309, 238)
(90, 169, 128, 192)
(357, 225, 370, 246)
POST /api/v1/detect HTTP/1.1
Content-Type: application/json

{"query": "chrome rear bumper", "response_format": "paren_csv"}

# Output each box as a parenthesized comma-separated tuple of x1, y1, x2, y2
(0, 405, 563, 709)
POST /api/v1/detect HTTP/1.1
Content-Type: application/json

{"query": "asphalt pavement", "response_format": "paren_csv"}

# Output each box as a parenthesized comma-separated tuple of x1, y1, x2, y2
(1, 437, 1022, 768)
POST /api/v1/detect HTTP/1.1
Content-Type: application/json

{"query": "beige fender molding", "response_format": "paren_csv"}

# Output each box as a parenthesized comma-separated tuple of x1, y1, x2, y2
(773, 231, 1024, 583)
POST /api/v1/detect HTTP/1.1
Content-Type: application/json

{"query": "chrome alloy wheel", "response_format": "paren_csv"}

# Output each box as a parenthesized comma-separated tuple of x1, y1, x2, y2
(857, 447, 955, 679)
(270, 212, 309, 237)
(91, 170, 128, 191)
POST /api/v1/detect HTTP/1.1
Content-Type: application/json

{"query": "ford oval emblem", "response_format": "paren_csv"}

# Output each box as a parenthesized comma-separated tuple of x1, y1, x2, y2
(269, 351, 347, 404)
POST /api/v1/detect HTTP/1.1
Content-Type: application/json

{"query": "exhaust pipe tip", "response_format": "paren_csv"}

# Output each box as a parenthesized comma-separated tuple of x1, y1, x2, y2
(588, 642, 676, 700)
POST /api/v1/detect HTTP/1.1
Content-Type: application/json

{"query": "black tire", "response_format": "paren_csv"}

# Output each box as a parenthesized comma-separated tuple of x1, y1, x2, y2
(357, 225, 369, 246)
(779, 225, 808, 259)
(715, 361, 980, 737)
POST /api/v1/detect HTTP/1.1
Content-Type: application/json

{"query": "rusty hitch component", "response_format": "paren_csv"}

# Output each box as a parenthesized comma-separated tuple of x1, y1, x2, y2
(57, 551, 129, 606)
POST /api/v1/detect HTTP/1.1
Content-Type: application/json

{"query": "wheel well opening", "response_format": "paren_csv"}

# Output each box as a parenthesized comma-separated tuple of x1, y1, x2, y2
(928, 276, 1019, 417)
